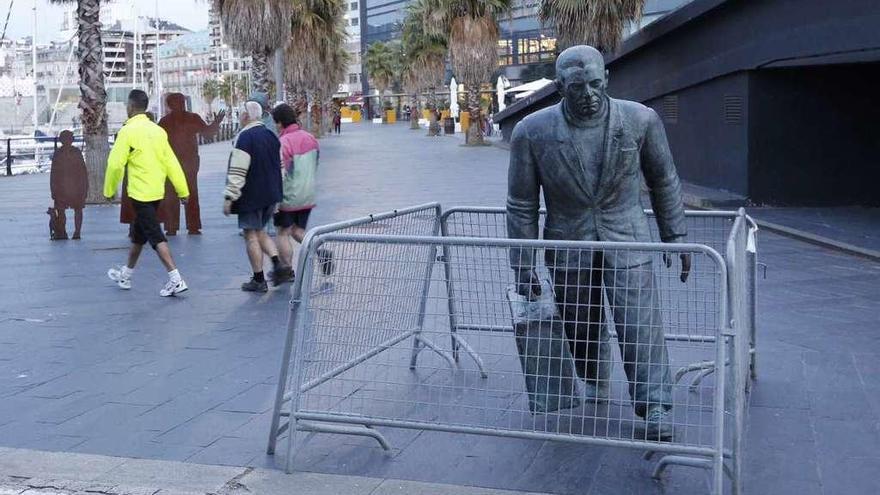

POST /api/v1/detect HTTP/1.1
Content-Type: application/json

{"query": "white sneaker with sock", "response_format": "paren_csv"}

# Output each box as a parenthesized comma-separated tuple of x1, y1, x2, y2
(160, 270, 188, 297)
(107, 265, 132, 290)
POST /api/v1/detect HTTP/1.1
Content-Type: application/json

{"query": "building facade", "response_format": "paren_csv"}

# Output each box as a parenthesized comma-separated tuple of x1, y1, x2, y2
(158, 31, 213, 116)
(338, 1, 363, 97)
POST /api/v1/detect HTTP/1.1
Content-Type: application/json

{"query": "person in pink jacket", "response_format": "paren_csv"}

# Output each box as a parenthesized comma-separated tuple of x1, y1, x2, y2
(270, 103, 332, 284)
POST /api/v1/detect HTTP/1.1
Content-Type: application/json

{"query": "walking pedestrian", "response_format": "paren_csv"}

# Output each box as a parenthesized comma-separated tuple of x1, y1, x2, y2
(271, 103, 333, 282)
(332, 111, 341, 135)
(223, 101, 288, 292)
(104, 90, 190, 297)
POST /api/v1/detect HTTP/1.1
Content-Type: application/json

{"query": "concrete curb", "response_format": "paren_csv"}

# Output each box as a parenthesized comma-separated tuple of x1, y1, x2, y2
(751, 218, 880, 262)
(0, 447, 551, 495)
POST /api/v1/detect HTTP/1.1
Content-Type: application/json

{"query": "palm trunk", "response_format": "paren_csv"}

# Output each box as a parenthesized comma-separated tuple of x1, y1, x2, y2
(465, 82, 483, 146)
(311, 93, 322, 137)
(410, 93, 420, 130)
(251, 50, 271, 94)
(78, 0, 109, 204)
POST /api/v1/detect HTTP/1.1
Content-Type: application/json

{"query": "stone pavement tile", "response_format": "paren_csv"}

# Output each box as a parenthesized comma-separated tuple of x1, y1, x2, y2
(52, 403, 153, 437)
(19, 434, 87, 452)
(0, 449, 125, 481)
(0, 421, 81, 449)
(807, 387, 876, 421)
(185, 436, 264, 467)
(240, 469, 383, 495)
(372, 479, 550, 495)
(92, 458, 244, 493)
(216, 383, 277, 414)
(588, 448, 707, 495)
(812, 418, 880, 459)
(748, 351, 809, 410)
(746, 407, 816, 466)
(508, 441, 606, 494)
(70, 431, 201, 462)
(819, 456, 880, 495)
(122, 389, 234, 434)
(156, 410, 256, 448)
(802, 350, 865, 393)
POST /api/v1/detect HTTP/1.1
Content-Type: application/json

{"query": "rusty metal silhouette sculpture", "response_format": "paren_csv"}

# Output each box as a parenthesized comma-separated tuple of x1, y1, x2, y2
(158, 93, 225, 235)
(49, 130, 88, 240)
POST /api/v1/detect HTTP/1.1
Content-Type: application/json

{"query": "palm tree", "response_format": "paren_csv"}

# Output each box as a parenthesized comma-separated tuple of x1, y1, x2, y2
(363, 41, 396, 121)
(539, 0, 645, 52)
(49, 0, 108, 203)
(212, 0, 294, 93)
(202, 79, 220, 114)
(284, 0, 348, 136)
(402, 0, 448, 136)
(423, 0, 513, 145)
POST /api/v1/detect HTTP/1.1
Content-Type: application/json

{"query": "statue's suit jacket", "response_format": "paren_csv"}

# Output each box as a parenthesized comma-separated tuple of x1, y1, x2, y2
(507, 99, 687, 270)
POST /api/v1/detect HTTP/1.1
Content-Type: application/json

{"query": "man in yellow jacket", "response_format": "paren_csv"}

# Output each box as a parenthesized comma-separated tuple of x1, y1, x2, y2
(103, 90, 190, 297)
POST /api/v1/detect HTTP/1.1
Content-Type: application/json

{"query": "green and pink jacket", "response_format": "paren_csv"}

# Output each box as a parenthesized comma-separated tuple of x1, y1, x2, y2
(278, 124, 320, 212)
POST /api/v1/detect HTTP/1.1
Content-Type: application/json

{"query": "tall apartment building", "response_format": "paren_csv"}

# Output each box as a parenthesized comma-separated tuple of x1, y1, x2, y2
(207, 5, 249, 78)
(158, 31, 213, 116)
(338, 1, 363, 97)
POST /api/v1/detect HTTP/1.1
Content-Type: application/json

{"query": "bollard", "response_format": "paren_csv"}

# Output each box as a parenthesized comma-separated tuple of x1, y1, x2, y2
(5, 138, 11, 176)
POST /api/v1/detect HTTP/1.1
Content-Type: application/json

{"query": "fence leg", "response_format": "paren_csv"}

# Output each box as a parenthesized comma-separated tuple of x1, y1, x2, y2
(267, 299, 301, 455)
(6, 139, 11, 176)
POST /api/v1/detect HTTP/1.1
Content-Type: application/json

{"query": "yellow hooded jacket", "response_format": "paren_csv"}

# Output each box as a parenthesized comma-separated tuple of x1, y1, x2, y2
(103, 114, 189, 202)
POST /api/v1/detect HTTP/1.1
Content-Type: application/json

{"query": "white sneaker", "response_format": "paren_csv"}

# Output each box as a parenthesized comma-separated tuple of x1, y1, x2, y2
(107, 266, 131, 290)
(160, 278, 188, 297)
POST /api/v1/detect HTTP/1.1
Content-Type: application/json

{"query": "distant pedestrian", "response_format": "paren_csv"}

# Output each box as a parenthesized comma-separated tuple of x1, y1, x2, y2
(248, 92, 278, 136)
(333, 111, 341, 134)
(223, 101, 287, 292)
(104, 90, 190, 297)
(49, 130, 88, 240)
(271, 103, 332, 281)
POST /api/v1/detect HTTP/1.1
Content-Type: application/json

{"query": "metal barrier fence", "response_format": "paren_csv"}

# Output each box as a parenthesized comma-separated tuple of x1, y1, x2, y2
(268, 204, 755, 495)
(266, 203, 443, 456)
(440, 207, 759, 388)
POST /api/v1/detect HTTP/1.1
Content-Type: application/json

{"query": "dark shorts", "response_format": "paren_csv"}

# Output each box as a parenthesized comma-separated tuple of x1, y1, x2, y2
(129, 200, 167, 248)
(273, 209, 312, 230)
(238, 204, 276, 231)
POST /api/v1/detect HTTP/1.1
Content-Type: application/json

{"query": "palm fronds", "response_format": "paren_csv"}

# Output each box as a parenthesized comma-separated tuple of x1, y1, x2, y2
(539, 0, 645, 52)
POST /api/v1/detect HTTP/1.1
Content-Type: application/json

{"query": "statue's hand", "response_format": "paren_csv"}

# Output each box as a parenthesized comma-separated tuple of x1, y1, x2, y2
(515, 268, 542, 299)
(663, 252, 692, 283)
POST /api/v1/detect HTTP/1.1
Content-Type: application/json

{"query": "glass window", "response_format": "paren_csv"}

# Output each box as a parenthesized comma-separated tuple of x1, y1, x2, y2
(351, 17, 359, 27)
(350, 2, 358, 10)
(497, 39, 512, 66)
(349, 73, 358, 84)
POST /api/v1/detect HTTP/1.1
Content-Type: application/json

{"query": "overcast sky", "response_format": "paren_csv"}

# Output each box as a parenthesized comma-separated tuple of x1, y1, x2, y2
(2, 0, 210, 43)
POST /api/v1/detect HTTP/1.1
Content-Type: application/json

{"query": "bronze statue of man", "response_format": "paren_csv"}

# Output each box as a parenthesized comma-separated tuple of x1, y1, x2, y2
(507, 45, 691, 440)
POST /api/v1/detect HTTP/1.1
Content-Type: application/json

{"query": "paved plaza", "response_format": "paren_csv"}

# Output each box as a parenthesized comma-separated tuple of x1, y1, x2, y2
(1, 123, 879, 494)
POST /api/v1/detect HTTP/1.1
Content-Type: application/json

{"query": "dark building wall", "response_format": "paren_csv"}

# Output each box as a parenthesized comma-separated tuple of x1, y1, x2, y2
(604, 0, 880, 205)
(641, 71, 749, 195)
(607, 0, 880, 103)
(749, 64, 880, 206)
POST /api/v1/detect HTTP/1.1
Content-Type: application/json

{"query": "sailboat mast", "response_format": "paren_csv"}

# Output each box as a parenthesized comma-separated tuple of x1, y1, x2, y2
(154, 0, 161, 116)
(31, 0, 37, 133)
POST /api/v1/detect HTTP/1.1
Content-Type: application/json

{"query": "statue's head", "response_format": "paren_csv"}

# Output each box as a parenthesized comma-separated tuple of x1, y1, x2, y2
(59, 130, 74, 147)
(555, 45, 608, 119)
(167, 93, 186, 112)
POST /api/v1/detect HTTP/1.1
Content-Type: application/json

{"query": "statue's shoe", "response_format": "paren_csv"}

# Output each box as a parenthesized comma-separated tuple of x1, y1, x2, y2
(642, 406, 674, 442)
